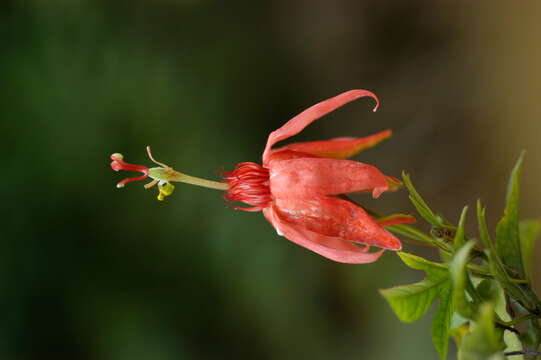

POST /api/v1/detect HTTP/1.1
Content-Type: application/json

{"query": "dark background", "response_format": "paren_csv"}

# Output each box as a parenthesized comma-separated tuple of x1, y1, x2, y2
(2, 1, 540, 359)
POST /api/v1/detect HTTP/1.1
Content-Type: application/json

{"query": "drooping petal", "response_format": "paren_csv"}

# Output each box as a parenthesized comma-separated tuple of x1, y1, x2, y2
(270, 130, 391, 159)
(265, 150, 319, 163)
(269, 158, 388, 199)
(272, 196, 402, 250)
(263, 206, 385, 264)
(262, 89, 380, 165)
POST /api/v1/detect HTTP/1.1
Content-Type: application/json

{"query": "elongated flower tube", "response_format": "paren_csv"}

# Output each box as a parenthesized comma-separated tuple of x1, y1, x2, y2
(110, 89, 414, 263)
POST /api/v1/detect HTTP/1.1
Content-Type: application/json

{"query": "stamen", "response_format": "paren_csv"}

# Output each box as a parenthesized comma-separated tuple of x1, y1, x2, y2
(157, 183, 175, 201)
(144, 179, 159, 189)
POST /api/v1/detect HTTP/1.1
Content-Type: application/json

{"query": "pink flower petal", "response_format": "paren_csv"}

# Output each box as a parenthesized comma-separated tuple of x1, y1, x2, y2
(262, 89, 380, 165)
(269, 158, 388, 199)
(263, 206, 385, 264)
(265, 150, 319, 163)
(270, 130, 391, 160)
(272, 196, 402, 250)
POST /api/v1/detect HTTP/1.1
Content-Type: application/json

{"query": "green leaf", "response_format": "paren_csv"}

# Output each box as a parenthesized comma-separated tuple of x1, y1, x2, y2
(495, 152, 525, 279)
(381, 253, 453, 359)
(386, 223, 433, 244)
(477, 201, 495, 253)
(454, 206, 469, 251)
(402, 172, 446, 228)
(476, 279, 500, 303)
(523, 318, 541, 350)
(380, 254, 448, 322)
(450, 241, 478, 319)
(459, 303, 506, 360)
(519, 219, 541, 281)
(397, 252, 449, 274)
(476, 202, 509, 286)
(380, 277, 448, 323)
(432, 284, 454, 359)
(475, 278, 523, 357)
(477, 201, 536, 311)
(491, 281, 523, 359)
(474, 278, 522, 356)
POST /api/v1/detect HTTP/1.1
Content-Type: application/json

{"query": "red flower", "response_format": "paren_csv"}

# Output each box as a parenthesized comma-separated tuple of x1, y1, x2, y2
(223, 89, 413, 263)
(110, 89, 413, 263)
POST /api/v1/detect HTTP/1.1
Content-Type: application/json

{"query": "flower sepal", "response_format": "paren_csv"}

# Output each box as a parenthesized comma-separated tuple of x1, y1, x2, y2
(376, 214, 417, 227)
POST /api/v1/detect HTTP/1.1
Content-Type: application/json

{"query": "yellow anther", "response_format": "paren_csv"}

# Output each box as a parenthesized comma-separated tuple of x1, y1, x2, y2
(157, 183, 175, 201)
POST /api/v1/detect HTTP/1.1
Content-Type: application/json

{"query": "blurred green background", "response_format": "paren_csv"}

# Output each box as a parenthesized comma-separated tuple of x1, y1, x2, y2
(2, 1, 541, 359)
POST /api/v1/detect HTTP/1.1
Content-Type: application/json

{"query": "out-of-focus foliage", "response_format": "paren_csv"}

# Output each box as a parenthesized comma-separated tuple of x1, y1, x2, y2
(2, 1, 541, 359)
(382, 154, 541, 359)
(519, 220, 541, 282)
(459, 304, 505, 360)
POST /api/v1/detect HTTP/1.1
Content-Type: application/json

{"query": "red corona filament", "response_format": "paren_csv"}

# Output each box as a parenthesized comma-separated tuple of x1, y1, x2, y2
(223, 162, 272, 212)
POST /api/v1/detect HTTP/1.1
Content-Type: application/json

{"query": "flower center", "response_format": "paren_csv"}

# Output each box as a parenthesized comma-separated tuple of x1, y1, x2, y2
(223, 162, 272, 212)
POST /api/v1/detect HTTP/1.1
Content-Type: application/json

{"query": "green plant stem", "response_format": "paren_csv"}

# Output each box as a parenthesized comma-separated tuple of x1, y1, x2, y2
(467, 265, 528, 284)
(386, 223, 434, 244)
(510, 279, 529, 284)
(504, 350, 541, 356)
(502, 314, 536, 327)
(495, 322, 520, 335)
(432, 237, 453, 253)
